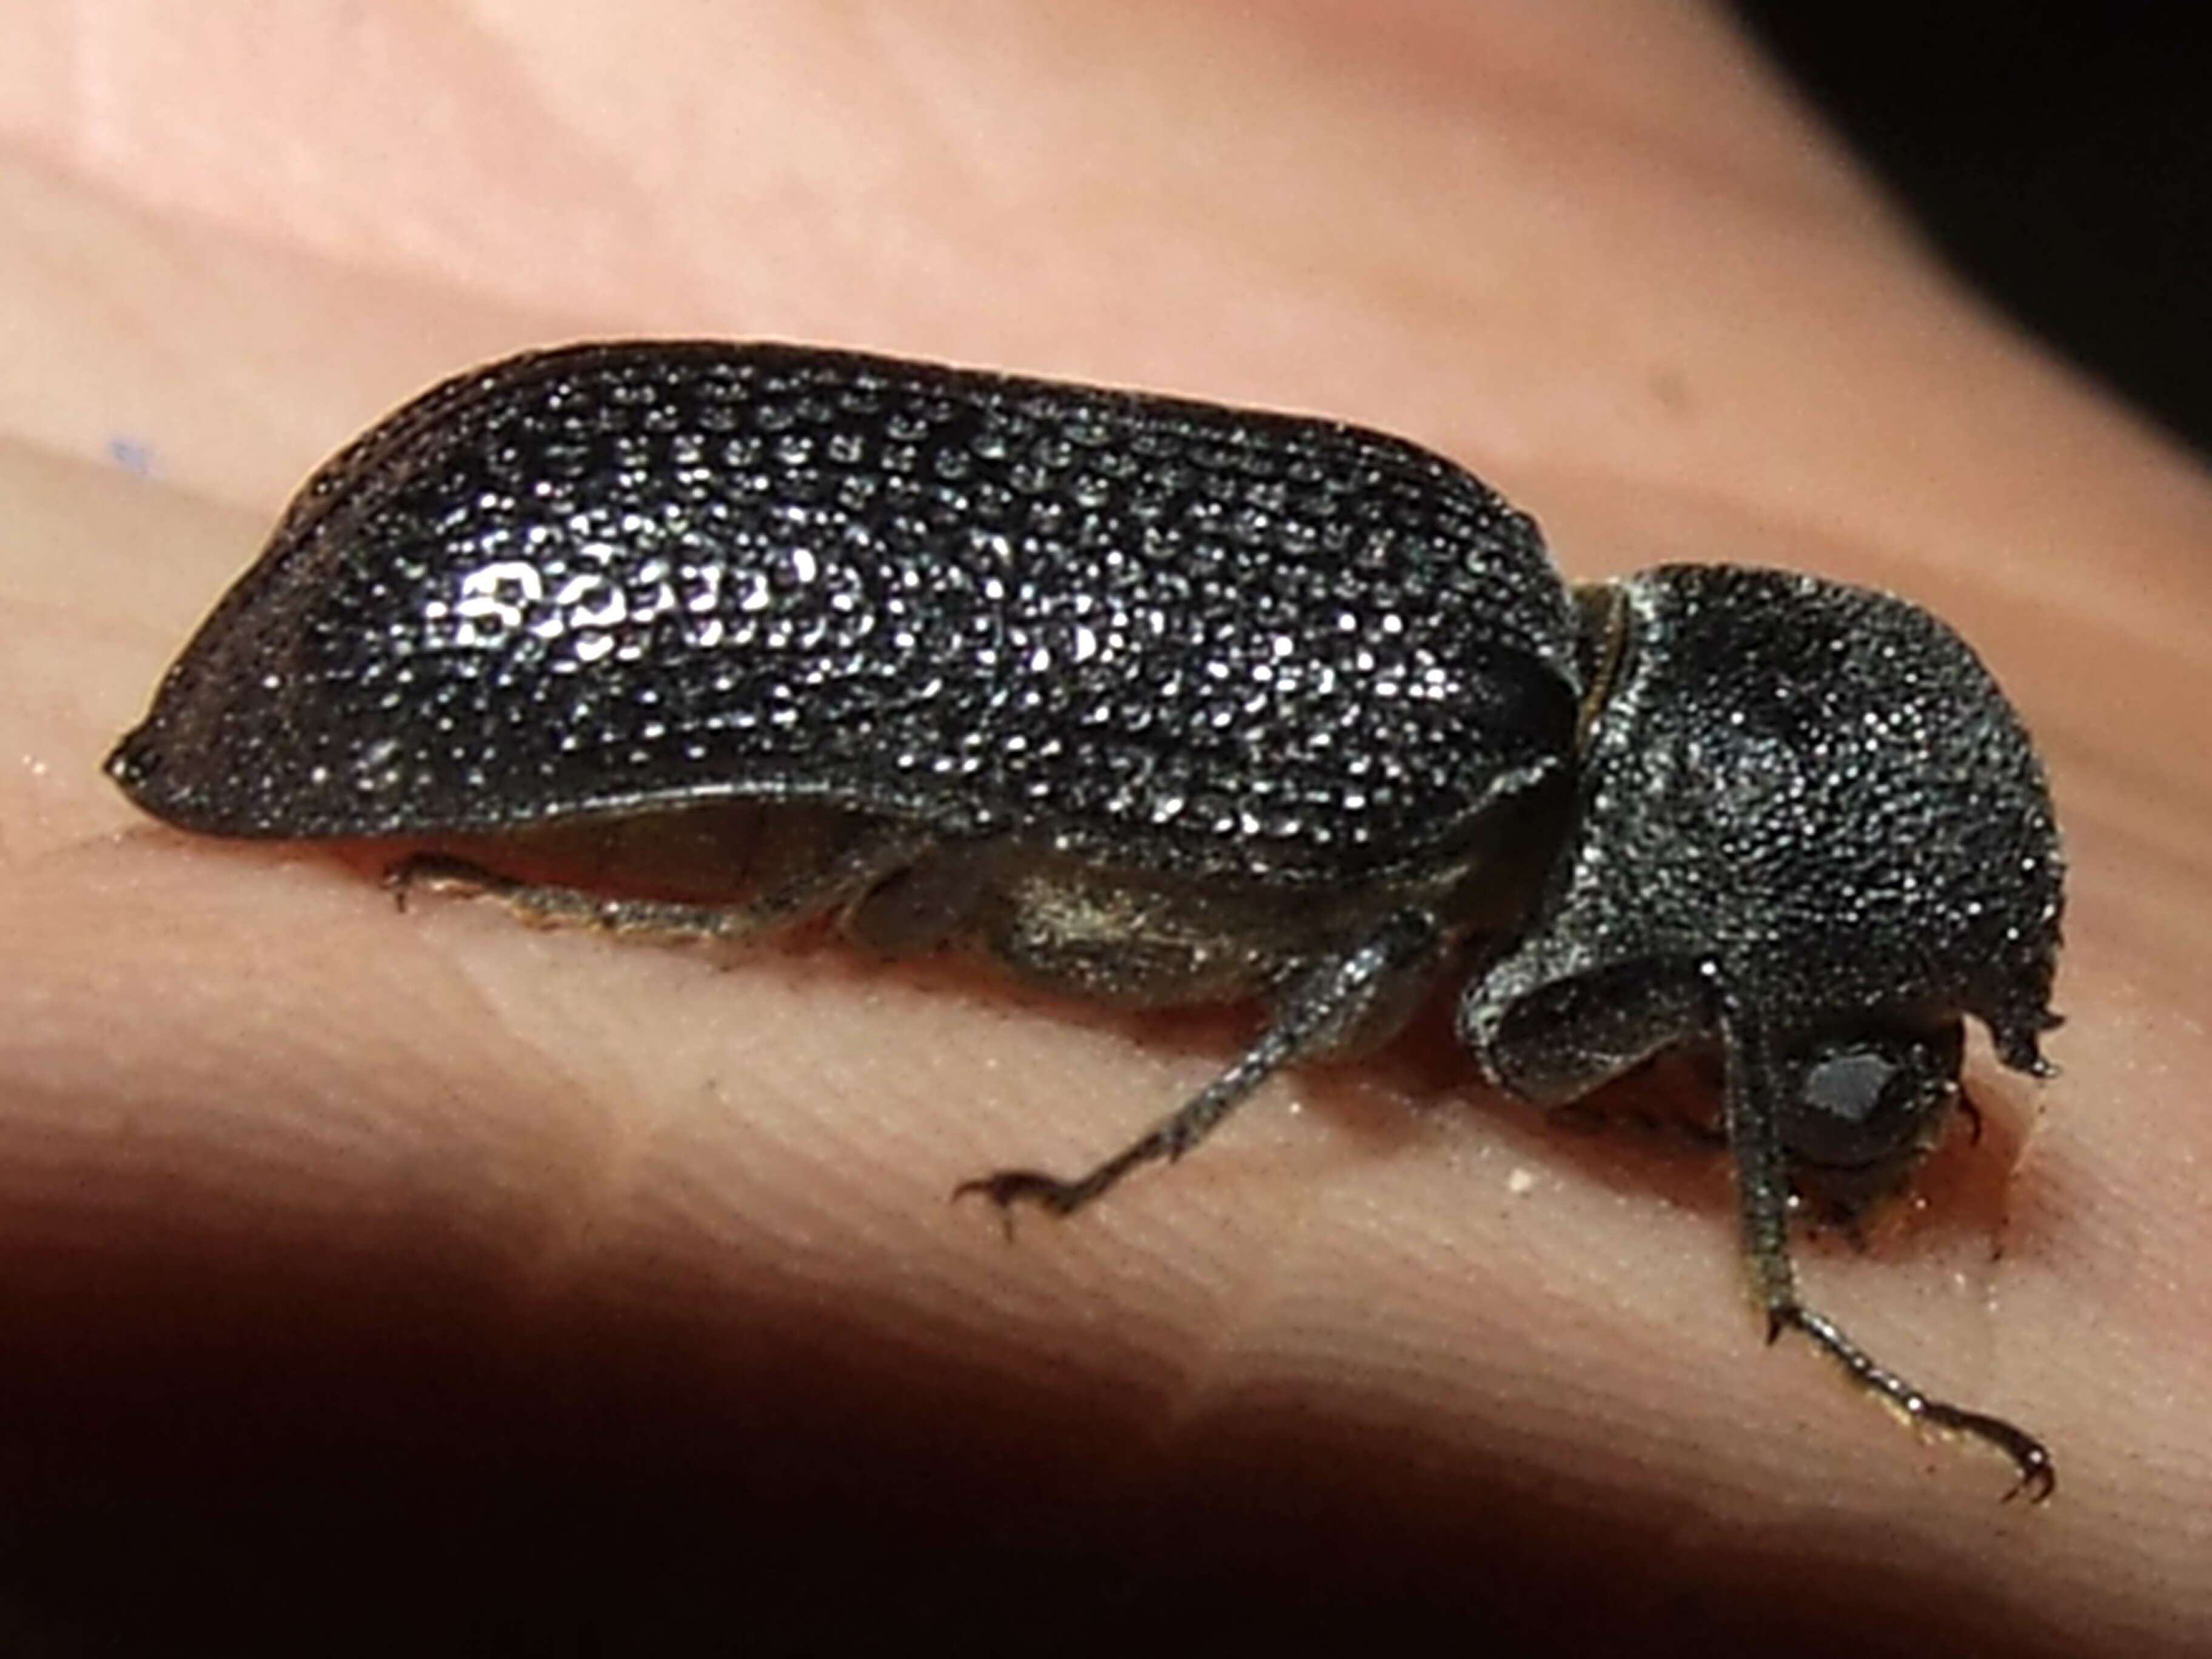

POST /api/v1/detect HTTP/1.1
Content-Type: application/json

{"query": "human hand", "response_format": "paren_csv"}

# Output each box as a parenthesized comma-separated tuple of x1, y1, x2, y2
(4, 4, 2208, 1650)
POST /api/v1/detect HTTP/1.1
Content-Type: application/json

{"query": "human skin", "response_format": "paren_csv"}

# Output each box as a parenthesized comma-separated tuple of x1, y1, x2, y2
(2, 2, 2208, 1651)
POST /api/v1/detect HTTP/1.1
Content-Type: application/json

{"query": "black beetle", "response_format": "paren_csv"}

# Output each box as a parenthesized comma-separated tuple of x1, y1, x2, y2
(106, 341, 2064, 1498)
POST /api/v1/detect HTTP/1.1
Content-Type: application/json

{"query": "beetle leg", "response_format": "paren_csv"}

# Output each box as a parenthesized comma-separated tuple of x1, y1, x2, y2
(954, 908, 1444, 1224)
(384, 823, 934, 945)
(384, 850, 765, 941)
(1715, 994, 2054, 1502)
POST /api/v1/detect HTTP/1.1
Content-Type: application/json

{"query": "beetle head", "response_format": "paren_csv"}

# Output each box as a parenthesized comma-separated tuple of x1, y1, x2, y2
(1459, 565, 2062, 1200)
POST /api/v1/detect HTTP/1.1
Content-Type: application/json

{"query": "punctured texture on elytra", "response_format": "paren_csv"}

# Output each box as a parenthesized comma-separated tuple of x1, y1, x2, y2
(108, 342, 1581, 888)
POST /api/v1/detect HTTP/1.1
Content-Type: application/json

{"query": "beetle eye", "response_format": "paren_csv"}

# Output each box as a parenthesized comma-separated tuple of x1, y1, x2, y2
(1779, 1021, 1964, 1214)
(1800, 1049, 1915, 1156)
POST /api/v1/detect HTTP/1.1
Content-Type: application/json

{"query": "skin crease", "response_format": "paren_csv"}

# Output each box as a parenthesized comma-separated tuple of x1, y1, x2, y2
(2, 0, 2210, 1650)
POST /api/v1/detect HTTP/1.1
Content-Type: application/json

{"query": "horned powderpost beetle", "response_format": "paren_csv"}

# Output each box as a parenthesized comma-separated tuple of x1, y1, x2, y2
(106, 341, 2064, 1499)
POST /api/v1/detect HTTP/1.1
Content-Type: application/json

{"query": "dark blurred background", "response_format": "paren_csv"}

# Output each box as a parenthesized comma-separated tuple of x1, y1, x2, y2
(1732, 3, 2210, 457)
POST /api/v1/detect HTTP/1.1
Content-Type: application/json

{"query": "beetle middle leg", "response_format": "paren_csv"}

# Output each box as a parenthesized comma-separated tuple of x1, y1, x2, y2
(955, 908, 1446, 1222)
(1717, 999, 2054, 1501)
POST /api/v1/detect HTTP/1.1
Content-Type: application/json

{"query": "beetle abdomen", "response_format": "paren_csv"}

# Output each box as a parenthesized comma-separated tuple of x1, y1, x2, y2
(107, 342, 1580, 883)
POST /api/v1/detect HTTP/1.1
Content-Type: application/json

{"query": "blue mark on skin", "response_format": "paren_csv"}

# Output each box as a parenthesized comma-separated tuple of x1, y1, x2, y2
(108, 437, 155, 477)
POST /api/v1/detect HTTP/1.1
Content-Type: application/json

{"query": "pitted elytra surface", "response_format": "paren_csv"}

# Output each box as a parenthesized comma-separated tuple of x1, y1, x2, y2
(109, 341, 2065, 1500)
(108, 343, 1578, 885)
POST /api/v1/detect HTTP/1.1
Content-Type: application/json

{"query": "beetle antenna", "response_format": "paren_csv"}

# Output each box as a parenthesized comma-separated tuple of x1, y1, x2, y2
(1956, 1086, 1986, 1148)
(1714, 990, 2054, 1502)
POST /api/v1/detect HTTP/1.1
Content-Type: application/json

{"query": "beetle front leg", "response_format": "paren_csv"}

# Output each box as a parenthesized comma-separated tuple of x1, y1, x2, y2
(1717, 996, 2055, 1502)
(955, 909, 1444, 1223)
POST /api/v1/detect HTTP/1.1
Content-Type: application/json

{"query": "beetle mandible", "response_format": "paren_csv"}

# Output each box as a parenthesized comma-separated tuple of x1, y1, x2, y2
(106, 341, 2065, 1499)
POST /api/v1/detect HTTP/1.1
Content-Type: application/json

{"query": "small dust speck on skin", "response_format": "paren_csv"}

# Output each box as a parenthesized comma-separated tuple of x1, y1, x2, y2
(1506, 1167, 1538, 1196)
(21, 755, 48, 777)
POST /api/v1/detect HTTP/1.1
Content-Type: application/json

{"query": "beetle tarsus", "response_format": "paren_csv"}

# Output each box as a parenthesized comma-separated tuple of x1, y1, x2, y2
(1775, 1304, 2056, 1504)
(952, 1168, 1097, 1224)
(954, 1110, 1210, 1224)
